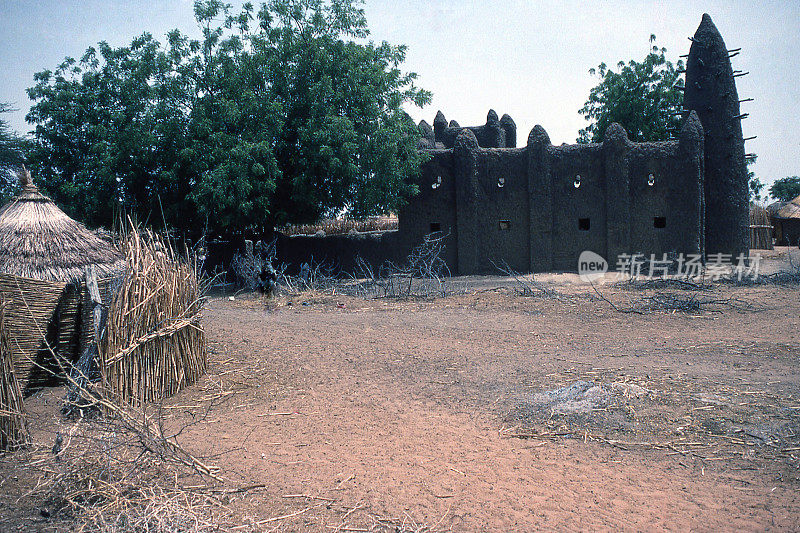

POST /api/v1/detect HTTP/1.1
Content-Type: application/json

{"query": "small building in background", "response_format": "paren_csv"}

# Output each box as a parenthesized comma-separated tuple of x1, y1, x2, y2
(770, 194, 800, 247)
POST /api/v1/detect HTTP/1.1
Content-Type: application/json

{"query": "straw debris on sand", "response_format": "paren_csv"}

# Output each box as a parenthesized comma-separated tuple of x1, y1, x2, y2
(102, 227, 207, 406)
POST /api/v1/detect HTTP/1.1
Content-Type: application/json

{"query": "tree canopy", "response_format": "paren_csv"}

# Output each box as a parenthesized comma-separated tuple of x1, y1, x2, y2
(577, 35, 763, 201)
(746, 155, 765, 203)
(770, 176, 800, 202)
(25, 0, 430, 237)
(577, 36, 683, 144)
(0, 103, 27, 202)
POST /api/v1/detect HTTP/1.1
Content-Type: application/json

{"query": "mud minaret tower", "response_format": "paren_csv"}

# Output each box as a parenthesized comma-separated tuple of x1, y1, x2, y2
(684, 13, 749, 257)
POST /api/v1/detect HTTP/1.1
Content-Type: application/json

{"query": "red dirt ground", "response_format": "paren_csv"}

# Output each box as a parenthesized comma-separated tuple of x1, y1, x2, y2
(166, 277, 800, 531)
(3, 252, 800, 531)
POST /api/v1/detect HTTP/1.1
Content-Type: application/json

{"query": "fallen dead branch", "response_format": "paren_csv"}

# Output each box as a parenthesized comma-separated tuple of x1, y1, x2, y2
(720, 265, 800, 286)
(616, 277, 713, 291)
(282, 494, 337, 502)
(493, 261, 576, 300)
(592, 283, 757, 314)
(17, 388, 234, 532)
(230, 503, 325, 529)
(13, 345, 234, 529)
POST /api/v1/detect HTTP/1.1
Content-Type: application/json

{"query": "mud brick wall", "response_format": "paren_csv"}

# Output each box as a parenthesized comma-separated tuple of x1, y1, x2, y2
(274, 231, 404, 274)
(433, 110, 515, 149)
(396, 149, 459, 270)
(399, 113, 705, 275)
(399, 14, 752, 274)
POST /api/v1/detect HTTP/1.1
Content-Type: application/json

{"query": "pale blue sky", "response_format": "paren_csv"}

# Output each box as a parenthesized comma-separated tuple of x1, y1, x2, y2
(1, 1, 798, 192)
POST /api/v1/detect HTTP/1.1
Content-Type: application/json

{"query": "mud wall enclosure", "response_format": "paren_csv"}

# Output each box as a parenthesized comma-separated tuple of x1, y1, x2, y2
(397, 14, 748, 275)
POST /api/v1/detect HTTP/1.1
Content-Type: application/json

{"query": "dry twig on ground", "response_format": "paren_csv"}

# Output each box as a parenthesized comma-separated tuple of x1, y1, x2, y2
(17, 393, 235, 532)
(615, 277, 713, 292)
(493, 261, 574, 301)
(593, 282, 756, 314)
(345, 232, 465, 300)
(720, 257, 800, 286)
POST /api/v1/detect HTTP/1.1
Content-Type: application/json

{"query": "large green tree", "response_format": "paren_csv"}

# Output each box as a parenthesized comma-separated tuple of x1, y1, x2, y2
(578, 35, 763, 201)
(26, 35, 196, 229)
(770, 176, 800, 202)
(26, 0, 430, 237)
(578, 36, 683, 143)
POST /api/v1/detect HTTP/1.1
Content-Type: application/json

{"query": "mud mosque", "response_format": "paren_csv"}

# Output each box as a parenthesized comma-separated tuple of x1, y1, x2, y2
(396, 14, 750, 274)
(276, 14, 751, 275)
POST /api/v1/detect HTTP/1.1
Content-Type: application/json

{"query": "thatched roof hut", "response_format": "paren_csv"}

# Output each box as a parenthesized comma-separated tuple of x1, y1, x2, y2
(0, 169, 124, 391)
(767, 200, 788, 217)
(0, 170, 123, 281)
(774, 195, 800, 220)
(770, 194, 800, 247)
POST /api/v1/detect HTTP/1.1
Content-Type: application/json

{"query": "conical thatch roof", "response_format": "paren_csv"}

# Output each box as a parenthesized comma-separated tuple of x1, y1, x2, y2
(767, 200, 788, 217)
(0, 169, 124, 282)
(775, 194, 800, 220)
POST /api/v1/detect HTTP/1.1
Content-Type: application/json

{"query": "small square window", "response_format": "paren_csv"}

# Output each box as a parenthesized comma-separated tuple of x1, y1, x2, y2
(578, 218, 590, 231)
(429, 222, 441, 232)
(499, 220, 510, 231)
(653, 216, 666, 229)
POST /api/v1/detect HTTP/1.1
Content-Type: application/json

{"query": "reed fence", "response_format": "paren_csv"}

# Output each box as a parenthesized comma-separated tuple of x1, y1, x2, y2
(0, 300, 29, 450)
(102, 228, 206, 405)
(750, 204, 774, 250)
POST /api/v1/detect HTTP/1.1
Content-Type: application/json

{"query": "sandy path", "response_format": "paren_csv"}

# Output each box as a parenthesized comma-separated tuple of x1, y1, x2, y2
(166, 286, 800, 531)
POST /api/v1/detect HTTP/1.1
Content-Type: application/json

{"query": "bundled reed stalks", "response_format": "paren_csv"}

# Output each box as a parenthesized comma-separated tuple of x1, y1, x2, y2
(0, 299, 29, 451)
(102, 227, 207, 405)
(750, 204, 773, 250)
